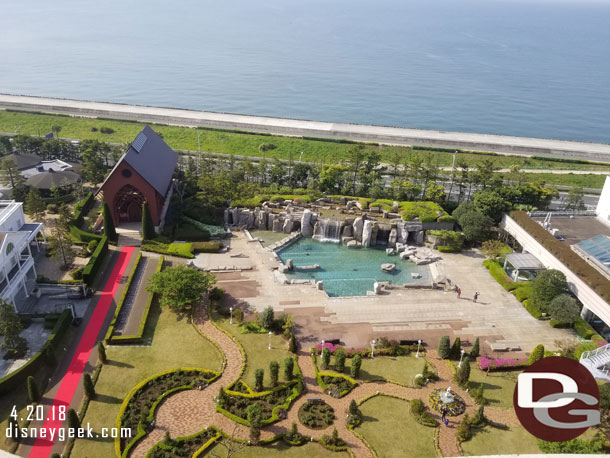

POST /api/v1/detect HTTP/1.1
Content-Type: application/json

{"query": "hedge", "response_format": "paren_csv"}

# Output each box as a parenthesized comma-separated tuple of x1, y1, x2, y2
(69, 224, 103, 243)
(574, 317, 597, 340)
(510, 211, 610, 303)
(145, 426, 222, 458)
(72, 192, 95, 228)
(192, 241, 222, 253)
(523, 299, 543, 320)
(116, 368, 220, 458)
(104, 253, 142, 342)
(0, 310, 71, 394)
(141, 240, 194, 258)
(42, 194, 75, 206)
(513, 285, 532, 302)
(82, 235, 108, 286)
(109, 256, 164, 345)
(483, 259, 527, 291)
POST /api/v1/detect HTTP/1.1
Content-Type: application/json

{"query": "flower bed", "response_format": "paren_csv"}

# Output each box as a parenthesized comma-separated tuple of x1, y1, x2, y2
(216, 381, 302, 425)
(299, 401, 335, 429)
(429, 389, 466, 417)
(317, 373, 357, 398)
(147, 426, 221, 458)
(117, 368, 219, 457)
(477, 356, 528, 371)
(227, 379, 253, 394)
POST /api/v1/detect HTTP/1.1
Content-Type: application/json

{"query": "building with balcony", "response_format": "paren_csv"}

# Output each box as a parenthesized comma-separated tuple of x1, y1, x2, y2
(0, 200, 44, 310)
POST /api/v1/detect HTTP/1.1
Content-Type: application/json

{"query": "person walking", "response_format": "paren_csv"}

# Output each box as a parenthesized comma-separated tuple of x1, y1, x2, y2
(457, 288, 461, 298)
(473, 291, 479, 303)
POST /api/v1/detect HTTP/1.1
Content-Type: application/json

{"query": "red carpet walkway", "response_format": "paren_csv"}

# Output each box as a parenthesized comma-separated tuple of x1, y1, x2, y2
(28, 246, 135, 458)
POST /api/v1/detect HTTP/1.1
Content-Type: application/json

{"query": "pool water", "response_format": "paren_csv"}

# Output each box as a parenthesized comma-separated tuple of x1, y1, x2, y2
(277, 238, 430, 297)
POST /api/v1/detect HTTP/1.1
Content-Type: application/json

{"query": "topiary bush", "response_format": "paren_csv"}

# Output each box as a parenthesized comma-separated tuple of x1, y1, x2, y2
(528, 344, 545, 365)
(438, 335, 451, 359)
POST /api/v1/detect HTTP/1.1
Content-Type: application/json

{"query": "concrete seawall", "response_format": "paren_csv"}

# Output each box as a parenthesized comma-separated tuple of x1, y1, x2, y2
(1, 93, 610, 162)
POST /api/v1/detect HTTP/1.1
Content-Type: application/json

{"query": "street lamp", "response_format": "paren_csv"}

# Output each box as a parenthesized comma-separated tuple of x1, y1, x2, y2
(458, 349, 466, 368)
(268, 331, 272, 350)
(416, 339, 422, 358)
(229, 307, 233, 325)
(371, 339, 376, 358)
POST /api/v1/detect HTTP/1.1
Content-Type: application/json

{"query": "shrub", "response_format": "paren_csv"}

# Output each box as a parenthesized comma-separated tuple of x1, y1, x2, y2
(574, 318, 596, 339)
(208, 287, 223, 301)
(350, 354, 362, 378)
(254, 369, 264, 392)
(349, 399, 360, 416)
(528, 344, 545, 365)
(456, 414, 472, 442)
(438, 335, 451, 359)
(288, 333, 297, 353)
(261, 306, 274, 330)
(269, 361, 279, 387)
(67, 408, 79, 429)
(484, 259, 526, 291)
(90, 127, 98, 132)
(455, 357, 471, 387)
(410, 399, 426, 417)
(83, 373, 95, 398)
(100, 127, 114, 134)
(97, 341, 106, 364)
(470, 337, 480, 358)
(47, 204, 58, 214)
(142, 202, 155, 241)
(531, 269, 569, 311)
(284, 357, 294, 381)
(27, 376, 40, 403)
(514, 285, 532, 302)
(523, 299, 543, 319)
(471, 405, 487, 427)
(334, 348, 346, 372)
(450, 337, 462, 360)
(191, 241, 222, 253)
(473, 384, 487, 405)
(321, 347, 331, 370)
(70, 267, 84, 280)
(87, 239, 99, 254)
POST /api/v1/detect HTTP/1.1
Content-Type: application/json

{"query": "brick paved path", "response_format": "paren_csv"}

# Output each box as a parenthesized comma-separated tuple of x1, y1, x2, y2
(129, 307, 519, 458)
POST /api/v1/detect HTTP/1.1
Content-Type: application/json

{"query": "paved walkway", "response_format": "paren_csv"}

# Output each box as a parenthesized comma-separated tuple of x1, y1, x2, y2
(129, 304, 519, 458)
(26, 246, 135, 458)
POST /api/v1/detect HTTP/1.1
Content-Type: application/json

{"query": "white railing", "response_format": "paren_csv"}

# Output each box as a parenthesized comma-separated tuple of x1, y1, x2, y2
(580, 343, 610, 361)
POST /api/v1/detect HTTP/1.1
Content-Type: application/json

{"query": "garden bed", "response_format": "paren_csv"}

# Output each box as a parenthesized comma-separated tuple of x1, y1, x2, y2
(299, 401, 335, 429)
(319, 374, 356, 398)
(147, 426, 221, 458)
(118, 368, 219, 456)
(429, 389, 466, 416)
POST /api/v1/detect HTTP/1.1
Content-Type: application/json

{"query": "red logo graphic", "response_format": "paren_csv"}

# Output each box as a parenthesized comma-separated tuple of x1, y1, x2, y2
(513, 356, 600, 442)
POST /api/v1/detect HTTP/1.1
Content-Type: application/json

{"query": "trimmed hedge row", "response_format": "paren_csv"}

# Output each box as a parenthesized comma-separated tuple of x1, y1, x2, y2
(73, 192, 95, 228)
(510, 211, 610, 303)
(0, 310, 71, 394)
(82, 235, 108, 286)
(104, 253, 142, 342)
(482, 259, 528, 292)
(69, 224, 103, 243)
(109, 256, 164, 345)
(146, 426, 222, 458)
(312, 354, 357, 397)
(116, 368, 220, 458)
(141, 240, 194, 258)
(522, 299, 543, 320)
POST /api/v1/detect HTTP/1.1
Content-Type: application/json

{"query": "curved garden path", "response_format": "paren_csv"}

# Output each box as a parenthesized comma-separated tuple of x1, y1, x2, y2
(130, 307, 519, 458)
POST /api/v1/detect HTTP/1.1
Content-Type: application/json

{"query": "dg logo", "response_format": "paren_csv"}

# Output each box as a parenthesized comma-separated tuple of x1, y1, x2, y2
(513, 356, 600, 441)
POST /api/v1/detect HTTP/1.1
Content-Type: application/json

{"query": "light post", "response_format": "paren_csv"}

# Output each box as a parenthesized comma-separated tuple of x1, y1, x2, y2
(371, 339, 376, 358)
(268, 331, 272, 350)
(416, 339, 422, 358)
(229, 306, 233, 325)
(458, 349, 465, 368)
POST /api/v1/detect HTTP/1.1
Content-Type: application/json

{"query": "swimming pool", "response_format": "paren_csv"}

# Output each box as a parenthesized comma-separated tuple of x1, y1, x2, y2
(277, 238, 430, 297)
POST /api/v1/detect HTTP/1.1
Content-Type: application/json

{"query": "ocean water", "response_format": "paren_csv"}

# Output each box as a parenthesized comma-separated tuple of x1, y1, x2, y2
(0, 0, 609, 143)
(277, 238, 430, 297)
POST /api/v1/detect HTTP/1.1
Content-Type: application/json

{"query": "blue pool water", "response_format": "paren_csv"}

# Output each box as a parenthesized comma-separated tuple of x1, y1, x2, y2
(277, 238, 430, 297)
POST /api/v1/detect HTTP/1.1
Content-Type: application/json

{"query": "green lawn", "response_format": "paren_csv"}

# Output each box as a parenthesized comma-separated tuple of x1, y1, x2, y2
(355, 395, 437, 458)
(70, 304, 222, 458)
(208, 440, 350, 457)
(316, 354, 427, 387)
(521, 172, 607, 189)
(461, 424, 539, 456)
(469, 364, 520, 409)
(213, 316, 292, 390)
(2, 111, 610, 172)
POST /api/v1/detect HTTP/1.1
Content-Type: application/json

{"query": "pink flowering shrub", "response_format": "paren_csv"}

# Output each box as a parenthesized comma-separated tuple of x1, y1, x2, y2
(478, 356, 528, 371)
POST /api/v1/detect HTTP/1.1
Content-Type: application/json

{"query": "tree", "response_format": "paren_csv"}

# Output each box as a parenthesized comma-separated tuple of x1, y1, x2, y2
(217, 387, 229, 407)
(67, 408, 80, 430)
(528, 344, 545, 365)
(260, 306, 274, 330)
(147, 265, 216, 312)
(531, 269, 569, 311)
(565, 186, 585, 211)
(83, 373, 95, 398)
(473, 384, 486, 405)
(438, 335, 451, 359)
(246, 402, 263, 444)
(97, 341, 107, 364)
(141, 201, 155, 240)
(349, 399, 360, 417)
(456, 357, 471, 386)
(26, 187, 46, 222)
(0, 299, 27, 355)
(480, 240, 506, 259)
(81, 141, 106, 184)
(350, 354, 362, 378)
(599, 383, 610, 412)
(102, 202, 117, 241)
(456, 414, 472, 442)
(471, 405, 487, 426)
(548, 294, 580, 325)
(48, 207, 75, 269)
(254, 368, 264, 391)
(284, 357, 294, 381)
(335, 348, 346, 372)
(269, 361, 279, 387)
(51, 125, 62, 139)
(1, 158, 26, 202)
(473, 190, 509, 223)
(288, 333, 297, 353)
(450, 337, 462, 360)
(470, 337, 480, 358)
(27, 376, 40, 403)
(454, 207, 493, 242)
(321, 347, 331, 370)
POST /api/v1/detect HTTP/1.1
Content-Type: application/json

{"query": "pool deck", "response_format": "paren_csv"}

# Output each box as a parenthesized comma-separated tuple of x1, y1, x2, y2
(205, 232, 573, 355)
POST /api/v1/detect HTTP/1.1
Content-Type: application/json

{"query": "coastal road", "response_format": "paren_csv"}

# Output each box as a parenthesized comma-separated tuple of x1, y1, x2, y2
(1, 93, 610, 162)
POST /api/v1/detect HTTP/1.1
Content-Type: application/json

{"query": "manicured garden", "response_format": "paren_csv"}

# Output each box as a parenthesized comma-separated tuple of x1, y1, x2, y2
(298, 401, 335, 429)
(206, 440, 350, 458)
(468, 363, 520, 409)
(355, 395, 438, 458)
(460, 424, 539, 456)
(70, 304, 223, 458)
